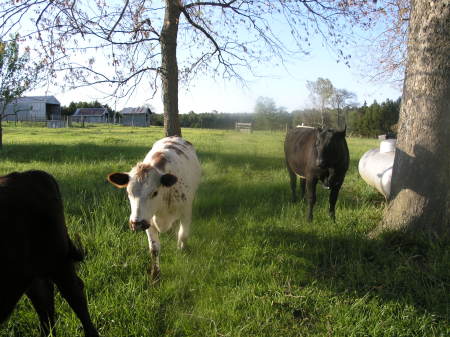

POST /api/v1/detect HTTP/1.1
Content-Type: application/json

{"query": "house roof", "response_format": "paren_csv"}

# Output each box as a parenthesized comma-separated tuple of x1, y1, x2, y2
(120, 107, 152, 115)
(73, 108, 108, 116)
(9, 96, 60, 105)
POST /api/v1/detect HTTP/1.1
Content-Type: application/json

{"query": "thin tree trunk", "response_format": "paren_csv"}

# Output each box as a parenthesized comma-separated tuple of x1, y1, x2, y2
(0, 111, 4, 149)
(160, 0, 182, 137)
(373, 0, 450, 236)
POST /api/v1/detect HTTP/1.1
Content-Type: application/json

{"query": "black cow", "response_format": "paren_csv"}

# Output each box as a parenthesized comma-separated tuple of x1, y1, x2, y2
(284, 126, 349, 222)
(0, 170, 99, 337)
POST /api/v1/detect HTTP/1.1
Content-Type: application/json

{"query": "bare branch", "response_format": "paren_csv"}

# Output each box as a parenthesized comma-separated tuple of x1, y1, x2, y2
(184, 1, 238, 10)
(107, 0, 129, 41)
(179, 5, 221, 55)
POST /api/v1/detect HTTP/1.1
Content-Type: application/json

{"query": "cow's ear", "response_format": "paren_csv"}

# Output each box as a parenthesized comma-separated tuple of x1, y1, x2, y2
(160, 173, 178, 187)
(107, 172, 129, 188)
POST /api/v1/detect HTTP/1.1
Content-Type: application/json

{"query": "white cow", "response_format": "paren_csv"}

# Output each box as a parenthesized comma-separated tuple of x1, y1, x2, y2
(107, 136, 201, 280)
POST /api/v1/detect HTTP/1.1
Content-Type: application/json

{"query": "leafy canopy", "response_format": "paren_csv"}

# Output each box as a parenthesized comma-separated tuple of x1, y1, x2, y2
(0, 34, 41, 117)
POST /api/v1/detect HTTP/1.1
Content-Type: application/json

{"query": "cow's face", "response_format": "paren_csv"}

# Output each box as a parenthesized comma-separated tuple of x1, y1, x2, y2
(107, 163, 177, 232)
(315, 128, 346, 168)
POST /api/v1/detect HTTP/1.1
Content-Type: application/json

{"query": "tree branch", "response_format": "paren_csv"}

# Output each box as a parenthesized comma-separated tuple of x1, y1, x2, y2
(184, 0, 238, 10)
(179, 5, 221, 55)
(107, 0, 129, 41)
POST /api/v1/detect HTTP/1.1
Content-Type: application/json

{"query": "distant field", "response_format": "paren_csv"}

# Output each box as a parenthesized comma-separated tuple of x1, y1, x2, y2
(1, 124, 448, 337)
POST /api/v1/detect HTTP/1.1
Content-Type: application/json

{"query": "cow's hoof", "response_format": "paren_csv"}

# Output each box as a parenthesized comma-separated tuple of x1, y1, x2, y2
(147, 265, 160, 284)
(151, 268, 161, 283)
(85, 328, 100, 337)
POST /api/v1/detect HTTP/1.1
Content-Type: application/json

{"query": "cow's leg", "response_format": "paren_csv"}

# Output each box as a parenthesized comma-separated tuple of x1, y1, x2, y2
(26, 278, 55, 337)
(329, 182, 343, 222)
(0, 278, 29, 323)
(306, 178, 318, 222)
(299, 177, 306, 200)
(52, 264, 99, 337)
(178, 207, 192, 250)
(145, 225, 161, 281)
(286, 163, 298, 202)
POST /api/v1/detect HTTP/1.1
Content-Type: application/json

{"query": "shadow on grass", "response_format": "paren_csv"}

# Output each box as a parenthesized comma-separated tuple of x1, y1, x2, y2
(198, 150, 285, 172)
(0, 143, 149, 164)
(3, 141, 447, 324)
(0, 142, 377, 224)
(255, 225, 450, 320)
(197, 149, 382, 218)
(196, 175, 290, 220)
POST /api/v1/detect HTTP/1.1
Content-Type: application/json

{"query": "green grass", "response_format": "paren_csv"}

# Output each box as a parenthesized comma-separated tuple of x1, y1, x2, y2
(1, 124, 449, 337)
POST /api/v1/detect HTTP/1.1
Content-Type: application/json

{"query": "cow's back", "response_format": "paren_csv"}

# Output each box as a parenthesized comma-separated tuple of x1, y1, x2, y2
(0, 170, 70, 277)
(284, 127, 317, 178)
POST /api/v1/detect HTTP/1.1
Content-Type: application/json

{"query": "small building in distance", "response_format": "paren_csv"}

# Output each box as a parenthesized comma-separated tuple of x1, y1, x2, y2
(120, 107, 152, 127)
(72, 107, 109, 123)
(1, 96, 61, 121)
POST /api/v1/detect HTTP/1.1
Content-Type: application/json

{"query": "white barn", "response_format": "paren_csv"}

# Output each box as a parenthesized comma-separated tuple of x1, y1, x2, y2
(1, 96, 61, 121)
(72, 107, 109, 123)
(119, 107, 152, 126)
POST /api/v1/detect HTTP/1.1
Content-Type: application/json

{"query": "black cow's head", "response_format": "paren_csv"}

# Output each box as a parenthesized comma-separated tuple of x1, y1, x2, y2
(314, 127, 346, 168)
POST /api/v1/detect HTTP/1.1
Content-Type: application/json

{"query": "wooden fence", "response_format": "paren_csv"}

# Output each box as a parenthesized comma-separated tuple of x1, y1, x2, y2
(235, 122, 252, 133)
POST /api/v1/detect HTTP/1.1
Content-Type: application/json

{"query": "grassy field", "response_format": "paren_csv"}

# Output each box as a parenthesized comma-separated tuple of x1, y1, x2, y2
(1, 124, 448, 337)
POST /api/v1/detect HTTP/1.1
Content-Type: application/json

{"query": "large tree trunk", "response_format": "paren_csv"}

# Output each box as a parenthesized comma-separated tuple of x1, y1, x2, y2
(160, 0, 182, 137)
(373, 0, 450, 236)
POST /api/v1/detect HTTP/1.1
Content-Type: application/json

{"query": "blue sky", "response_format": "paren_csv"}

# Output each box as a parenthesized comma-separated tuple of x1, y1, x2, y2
(24, 2, 403, 114)
(29, 45, 402, 114)
(177, 53, 402, 114)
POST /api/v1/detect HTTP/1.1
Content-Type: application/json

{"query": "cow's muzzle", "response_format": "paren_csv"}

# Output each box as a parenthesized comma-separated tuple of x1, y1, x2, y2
(129, 220, 150, 232)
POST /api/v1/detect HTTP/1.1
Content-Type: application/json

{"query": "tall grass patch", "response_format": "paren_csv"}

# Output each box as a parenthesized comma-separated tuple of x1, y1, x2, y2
(1, 125, 448, 336)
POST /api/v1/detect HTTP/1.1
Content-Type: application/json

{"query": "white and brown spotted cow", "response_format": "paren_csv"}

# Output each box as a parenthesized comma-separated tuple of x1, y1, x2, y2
(107, 136, 201, 280)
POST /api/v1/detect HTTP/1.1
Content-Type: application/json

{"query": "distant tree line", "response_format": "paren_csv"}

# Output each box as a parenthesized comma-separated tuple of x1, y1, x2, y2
(61, 97, 400, 138)
(149, 111, 254, 129)
(294, 98, 400, 137)
(150, 98, 399, 137)
(350, 98, 400, 137)
(61, 101, 115, 116)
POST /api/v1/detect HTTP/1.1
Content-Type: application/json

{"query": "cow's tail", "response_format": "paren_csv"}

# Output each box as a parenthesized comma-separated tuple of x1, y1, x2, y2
(68, 233, 86, 263)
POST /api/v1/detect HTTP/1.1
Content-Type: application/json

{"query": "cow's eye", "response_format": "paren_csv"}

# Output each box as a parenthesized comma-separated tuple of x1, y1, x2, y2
(151, 191, 158, 198)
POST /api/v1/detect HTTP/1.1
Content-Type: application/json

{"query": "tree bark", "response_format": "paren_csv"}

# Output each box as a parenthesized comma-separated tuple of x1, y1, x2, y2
(160, 0, 182, 137)
(373, 0, 450, 236)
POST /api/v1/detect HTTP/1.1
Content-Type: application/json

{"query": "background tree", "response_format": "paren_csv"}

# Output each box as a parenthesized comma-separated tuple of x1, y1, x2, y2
(61, 101, 115, 118)
(374, 0, 450, 236)
(306, 78, 335, 128)
(331, 88, 356, 128)
(254, 97, 277, 131)
(0, 1, 381, 137)
(292, 108, 322, 128)
(351, 99, 399, 137)
(254, 97, 291, 131)
(0, 35, 39, 148)
(362, 0, 410, 85)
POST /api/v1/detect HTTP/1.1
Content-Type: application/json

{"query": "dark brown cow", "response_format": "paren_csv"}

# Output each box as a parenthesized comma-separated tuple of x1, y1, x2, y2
(284, 126, 349, 222)
(0, 170, 98, 337)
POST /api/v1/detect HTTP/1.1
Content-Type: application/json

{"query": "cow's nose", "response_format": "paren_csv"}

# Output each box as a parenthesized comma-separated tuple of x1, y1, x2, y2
(129, 220, 150, 231)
